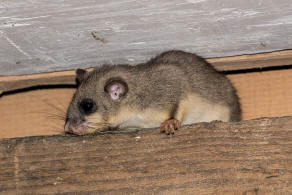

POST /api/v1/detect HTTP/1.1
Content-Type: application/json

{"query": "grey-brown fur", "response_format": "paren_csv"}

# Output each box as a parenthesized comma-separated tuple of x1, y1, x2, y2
(149, 50, 241, 121)
(66, 50, 241, 133)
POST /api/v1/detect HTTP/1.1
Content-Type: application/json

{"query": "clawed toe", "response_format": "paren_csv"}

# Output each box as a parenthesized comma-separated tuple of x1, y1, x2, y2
(160, 119, 180, 135)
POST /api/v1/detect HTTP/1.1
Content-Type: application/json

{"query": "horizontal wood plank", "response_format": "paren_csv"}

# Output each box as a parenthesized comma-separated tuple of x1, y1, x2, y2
(1, 0, 292, 76)
(1, 117, 292, 194)
(210, 49, 292, 71)
(1, 50, 292, 94)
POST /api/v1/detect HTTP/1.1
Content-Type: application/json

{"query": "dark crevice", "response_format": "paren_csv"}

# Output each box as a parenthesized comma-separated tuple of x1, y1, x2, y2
(1, 84, 77, 96)
(1, 64, 292, 96)
(223, 64, 292, 74)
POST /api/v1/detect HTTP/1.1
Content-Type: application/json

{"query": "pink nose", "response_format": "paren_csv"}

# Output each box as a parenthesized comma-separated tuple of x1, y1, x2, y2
(64, 122, 87, 135)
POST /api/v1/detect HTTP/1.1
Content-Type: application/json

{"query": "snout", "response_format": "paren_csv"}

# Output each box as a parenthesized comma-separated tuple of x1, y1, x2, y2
(64, 120, 89, 135)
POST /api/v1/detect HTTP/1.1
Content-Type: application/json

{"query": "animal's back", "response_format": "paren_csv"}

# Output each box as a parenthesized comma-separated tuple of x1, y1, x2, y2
(148, 50, 241, 122)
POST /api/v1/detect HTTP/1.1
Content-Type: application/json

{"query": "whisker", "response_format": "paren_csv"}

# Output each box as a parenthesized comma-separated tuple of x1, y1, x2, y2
(85, 124, 109, 129)
(36, 110, 66, 121)
(47, 116, 66, 121)
(86, 121, 110, 126)
(44, 100, 67, 115)
(42, 123, 65, 134)
(55, 98, 69, 113)
(43, 113, 66, 121)
(47, 113, 66, 118)
(49, 128, 65, 134)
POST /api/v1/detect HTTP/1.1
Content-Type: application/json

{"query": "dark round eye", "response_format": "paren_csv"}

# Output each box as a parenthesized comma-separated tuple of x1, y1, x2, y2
(79, 98, 97, 115)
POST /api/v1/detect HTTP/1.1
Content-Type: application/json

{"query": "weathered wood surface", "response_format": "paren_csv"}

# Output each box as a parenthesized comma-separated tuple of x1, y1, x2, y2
(1, 117, 292, 194)
(2, 49, 292, 94)
(1, 0, 292, 76)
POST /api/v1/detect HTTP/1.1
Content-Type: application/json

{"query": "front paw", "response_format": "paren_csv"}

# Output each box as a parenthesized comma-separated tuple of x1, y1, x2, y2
(160, 119, 180, 135)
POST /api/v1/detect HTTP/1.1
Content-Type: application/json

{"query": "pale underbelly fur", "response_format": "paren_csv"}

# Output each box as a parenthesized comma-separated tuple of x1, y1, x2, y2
(180, 93, 230, 125)
(118, 93, 230, 129)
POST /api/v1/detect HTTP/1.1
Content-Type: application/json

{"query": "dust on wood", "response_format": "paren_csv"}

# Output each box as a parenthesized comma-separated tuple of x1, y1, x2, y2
(1, 117, 292, 194)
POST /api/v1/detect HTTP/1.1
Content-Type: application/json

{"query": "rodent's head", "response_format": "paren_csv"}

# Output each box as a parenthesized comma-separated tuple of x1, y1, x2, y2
(64, 68, 128, 135)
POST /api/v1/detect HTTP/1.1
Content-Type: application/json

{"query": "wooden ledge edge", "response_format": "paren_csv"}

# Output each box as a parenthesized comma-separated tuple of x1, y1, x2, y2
(1, 49, 292, 94)
(1, 116, 292, 194)
(209, 49, 292, 71)
(1, 115, 291, 142)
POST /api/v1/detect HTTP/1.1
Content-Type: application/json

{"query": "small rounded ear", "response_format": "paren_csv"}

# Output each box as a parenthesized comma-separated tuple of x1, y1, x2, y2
(76, 69, 87, 85)
(104, 79, 128, 101)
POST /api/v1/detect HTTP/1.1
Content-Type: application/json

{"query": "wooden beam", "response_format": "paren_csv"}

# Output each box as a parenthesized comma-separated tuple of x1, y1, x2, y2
(1, 117, 292, 194)
(1, 50, 292, 94)
(210, 49, 292, 71)
(0, 70, 76, 94)
(2, 0, 292, 76)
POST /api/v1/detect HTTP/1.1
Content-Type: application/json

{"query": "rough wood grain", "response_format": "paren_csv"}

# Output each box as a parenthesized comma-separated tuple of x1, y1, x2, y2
(2, 50, 292, 94)
(1, 117, 292, 194)
(1, 0, 292, 76)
